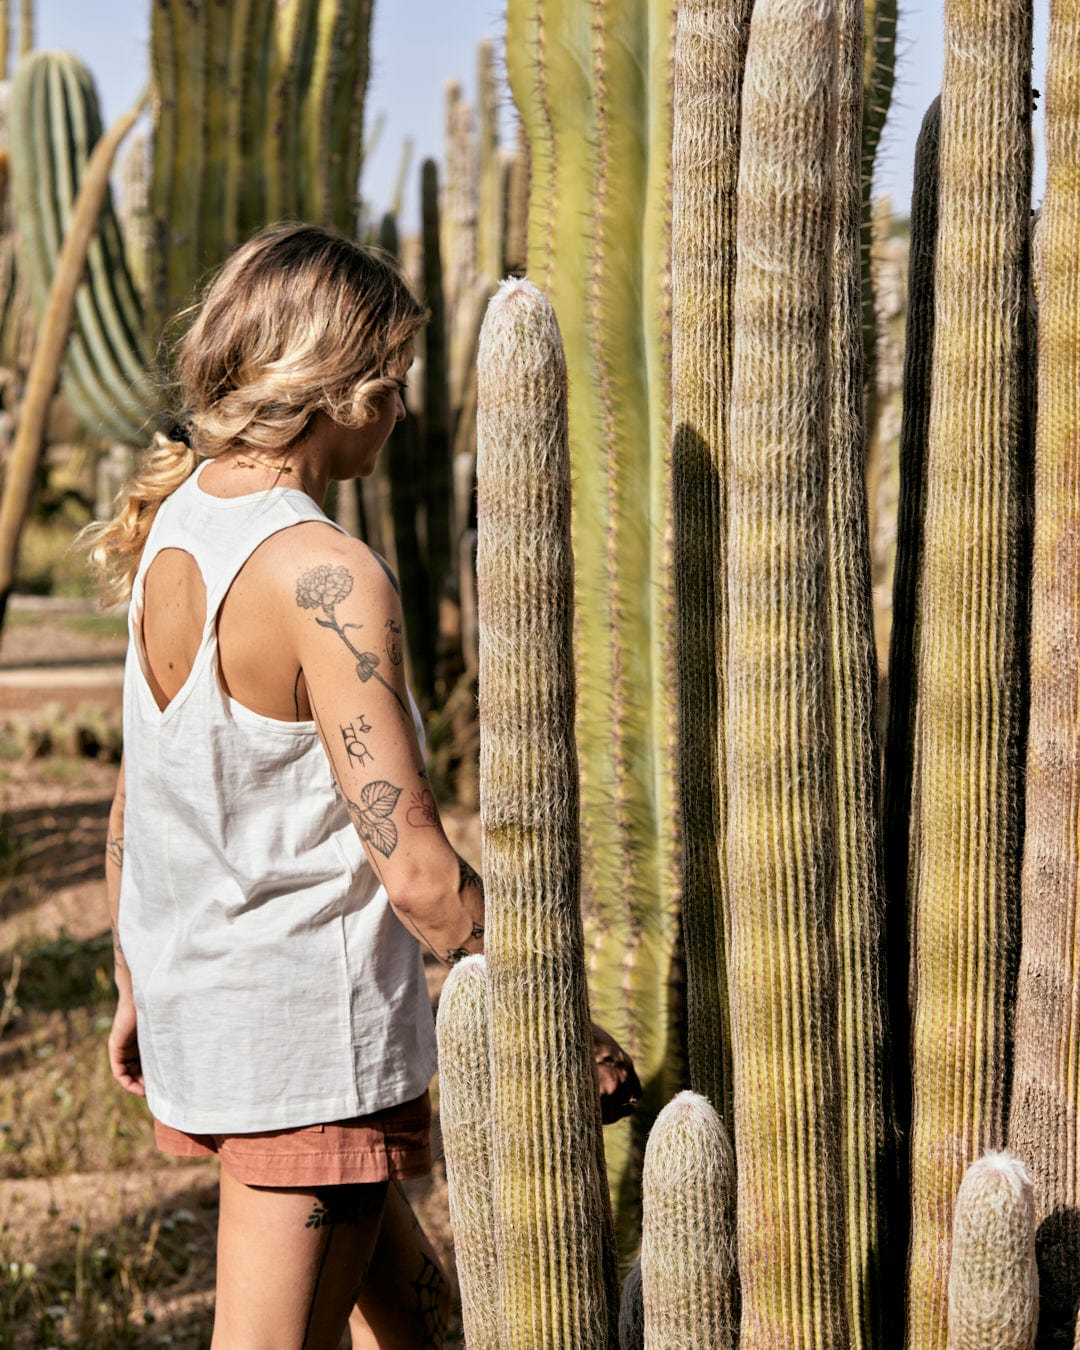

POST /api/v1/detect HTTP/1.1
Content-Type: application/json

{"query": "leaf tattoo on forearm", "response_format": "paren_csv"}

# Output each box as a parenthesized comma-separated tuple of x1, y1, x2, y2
(295, 565, 411, 720)
(345, 780, 402, 858)
(106, 834, 124, 869)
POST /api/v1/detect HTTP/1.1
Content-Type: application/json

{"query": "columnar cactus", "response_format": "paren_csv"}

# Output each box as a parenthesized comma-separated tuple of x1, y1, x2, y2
(669, 0, 751, 1126)
(476, 277, 616, 1348)
(149, 0, 374, 338)
(859, 0, 896, 411)
(505, 0, 684, 1256)
(9, 51, 156, 441)
(906, 0, 1033, 1342)
(946, 1153, 1039, 1350)
(881, 94, 940, 1185)
(1008, 3, 1080, 1340)
(726, 0, 847, 1343)
(640, 1091, 736, 1349)
(828, 1, 892, 1343)
(435, 955, 500, 1350)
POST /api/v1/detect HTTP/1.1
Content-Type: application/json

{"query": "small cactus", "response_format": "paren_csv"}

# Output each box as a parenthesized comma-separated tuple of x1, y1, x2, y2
(946, 1152, 1039, 1350)
(640, 1091, 736, 1349)
(435, 955, 499, 1350)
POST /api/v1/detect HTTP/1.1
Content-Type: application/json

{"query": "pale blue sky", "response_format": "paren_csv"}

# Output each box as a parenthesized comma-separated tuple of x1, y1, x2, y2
(34, 1, 1050, 227)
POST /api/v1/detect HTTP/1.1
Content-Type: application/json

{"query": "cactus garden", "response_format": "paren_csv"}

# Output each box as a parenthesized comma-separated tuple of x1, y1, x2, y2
(0, 0, 1077, 1347)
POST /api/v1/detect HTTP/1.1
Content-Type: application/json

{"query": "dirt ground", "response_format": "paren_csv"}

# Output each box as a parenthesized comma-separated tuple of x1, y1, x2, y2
(0, 597, 479, 1348)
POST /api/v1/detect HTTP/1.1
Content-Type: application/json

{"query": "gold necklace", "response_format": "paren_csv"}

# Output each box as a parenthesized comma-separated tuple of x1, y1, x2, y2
(232, 453, 301, 481)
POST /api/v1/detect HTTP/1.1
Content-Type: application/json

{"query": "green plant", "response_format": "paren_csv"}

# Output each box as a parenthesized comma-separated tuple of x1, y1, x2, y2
(639, 1091, 735, 1348)
(476, 277, 616, 1346)
(904, 1, 1033, 1342)
(435, 954, 499, 1349)
(946, 1153, 1039, 1350)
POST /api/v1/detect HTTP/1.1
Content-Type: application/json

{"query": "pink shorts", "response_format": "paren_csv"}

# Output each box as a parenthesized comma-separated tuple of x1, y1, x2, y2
(153, 1090, 432, 1188)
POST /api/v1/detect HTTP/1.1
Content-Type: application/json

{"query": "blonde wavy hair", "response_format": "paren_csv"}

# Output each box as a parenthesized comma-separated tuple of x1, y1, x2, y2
(81, 223, 427, 604)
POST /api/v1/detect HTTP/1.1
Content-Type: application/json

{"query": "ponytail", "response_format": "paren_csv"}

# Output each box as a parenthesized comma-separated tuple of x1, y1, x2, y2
(78, 430, 200, 605)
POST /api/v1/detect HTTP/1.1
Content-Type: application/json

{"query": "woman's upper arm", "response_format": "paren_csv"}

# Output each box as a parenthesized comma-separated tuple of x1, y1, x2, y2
(289, 539, 452, 896)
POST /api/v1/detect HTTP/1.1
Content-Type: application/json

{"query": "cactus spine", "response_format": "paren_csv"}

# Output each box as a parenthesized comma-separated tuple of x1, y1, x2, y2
(640, 1091, 736, 1348)
(946, 1153, 1039, 1350)
(9, 52, 157, 441)
(476, 278, 616, 1348)
(435, 955, 500, 1350)
(1008, 3, 1080, 1341)
(906, 0, 1033, 1342)
(829, 1, 892, 1343)
(859, 0, 896, 412)
(726, 0, 848, 1342)
(669, 0, 750, 1124)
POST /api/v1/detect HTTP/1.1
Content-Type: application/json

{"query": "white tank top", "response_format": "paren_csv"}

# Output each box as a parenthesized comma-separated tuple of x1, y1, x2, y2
(118, 462, 436, 1133)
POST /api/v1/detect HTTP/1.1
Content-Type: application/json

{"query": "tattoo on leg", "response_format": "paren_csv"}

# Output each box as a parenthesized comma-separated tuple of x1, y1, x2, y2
(341, 720, 375, 767)
(346, 782, 402, 858)
(106, 834, 124, 869)
(308, 1181, 388, 1228)
(410, 1253, 448, 1349)
(295, 565, 411, 720)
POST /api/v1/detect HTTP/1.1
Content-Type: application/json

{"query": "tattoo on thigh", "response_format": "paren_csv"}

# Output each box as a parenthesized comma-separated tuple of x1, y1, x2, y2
(410, 1254, 448, 1348)
(307, 1181, 388, 1229)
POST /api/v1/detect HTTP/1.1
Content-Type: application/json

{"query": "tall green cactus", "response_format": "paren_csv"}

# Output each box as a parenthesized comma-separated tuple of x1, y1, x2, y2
(149, 0, 374, 339)
(9, 51, 157, 442)
(905, 0, 1033, 1343)
(946, 1153, 1039, 1350)
(435, 954, 499, 1350)
(829, 1, 892, 1343)
(506, 0, 684, 1258)
(669, 0, 750, 1128)
(476, 277, 616, 1348)
(1008, 3, 1080, 1341)
(726, 0, 848, 1343)
(640, 1091, 736, 1348)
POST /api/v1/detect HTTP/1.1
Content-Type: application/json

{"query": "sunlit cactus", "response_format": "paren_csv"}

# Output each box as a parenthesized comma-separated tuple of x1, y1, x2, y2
(1007, 2, 1080, 1340)
(640, 1091, 736, 1349)
(726, 0, 848, 1342)
(829, 0, 892, 1343)
(435, 955, 500, 1350)
(476, 276, 616, 1348)
(905, 0, 1033, 1342)
(946, 1153, 1039, 1350)
(669, 0, 751, 1126)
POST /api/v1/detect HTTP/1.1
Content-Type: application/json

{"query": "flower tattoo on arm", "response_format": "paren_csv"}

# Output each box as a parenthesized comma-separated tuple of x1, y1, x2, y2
(296, 565, 411, 720)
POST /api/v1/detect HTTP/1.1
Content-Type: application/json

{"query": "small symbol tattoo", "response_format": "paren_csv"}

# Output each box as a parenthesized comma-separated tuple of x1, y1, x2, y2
(385, 618, 404, 665)
(342, 719, 374, 767)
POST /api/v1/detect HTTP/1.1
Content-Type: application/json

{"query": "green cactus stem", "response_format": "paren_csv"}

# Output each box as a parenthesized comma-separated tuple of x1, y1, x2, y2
(726, 0, 848, 1342)
(860, 0, 896, 415)
(435, 954, 500, 1350)
(1008, 3, 1080, 1340)
(17, 0, 29, 58)
(476, 39, 501, 286)
(476, 277, 616, 1348)
(669, 0, 751, 1125)
(829, 1, 892, 1343)
(10, 52, 157, 441)
(906, 1, 1033, 1343)
(640, 1091, 736, 1348)
(946, 1153, 1039, 1350)
(0, 85, 145, 630)
(0, 2, 8, 80)
(881, 96, 940, 1236)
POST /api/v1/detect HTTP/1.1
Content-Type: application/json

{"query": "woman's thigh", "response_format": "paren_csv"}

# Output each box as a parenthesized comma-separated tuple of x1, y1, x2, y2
(349, 1182, 451, 1350)
(213, 1168, 389, 1350)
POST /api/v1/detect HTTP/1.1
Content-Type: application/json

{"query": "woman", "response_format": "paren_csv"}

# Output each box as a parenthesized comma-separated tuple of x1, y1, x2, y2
(86, 224, 636, 1349)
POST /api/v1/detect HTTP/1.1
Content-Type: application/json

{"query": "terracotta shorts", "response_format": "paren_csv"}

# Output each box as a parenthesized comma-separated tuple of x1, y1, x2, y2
(153, 1090, 432, 1188)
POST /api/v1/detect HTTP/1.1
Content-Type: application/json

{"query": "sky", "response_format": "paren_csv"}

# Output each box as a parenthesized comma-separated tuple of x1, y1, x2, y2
(33, 1, 1050, 229)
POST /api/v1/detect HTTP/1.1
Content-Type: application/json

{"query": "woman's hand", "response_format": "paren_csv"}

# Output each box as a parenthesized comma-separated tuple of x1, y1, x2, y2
(592, 1022, 641, 1124)
(108, 996, 145, 1096)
